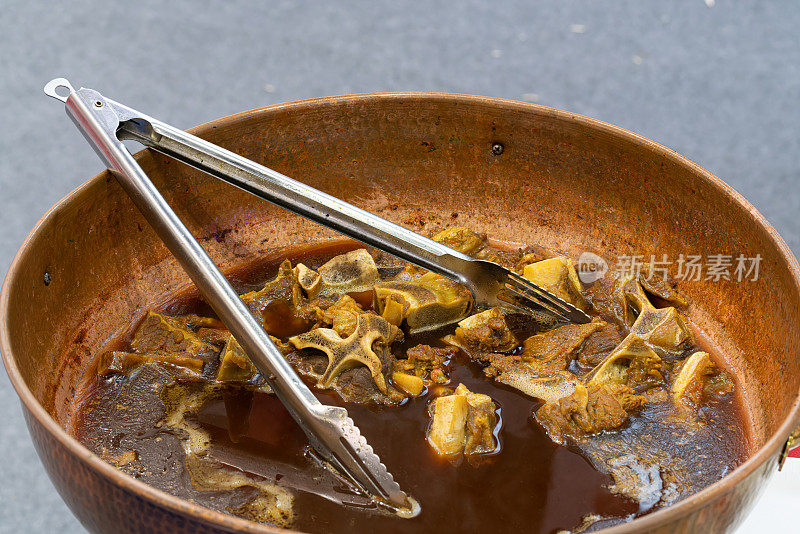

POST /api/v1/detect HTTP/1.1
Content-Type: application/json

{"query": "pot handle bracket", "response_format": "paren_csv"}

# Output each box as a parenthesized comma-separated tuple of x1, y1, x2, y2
(778, 425, 800, 470)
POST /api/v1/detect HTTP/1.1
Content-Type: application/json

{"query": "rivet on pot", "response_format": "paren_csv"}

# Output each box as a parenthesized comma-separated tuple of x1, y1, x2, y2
(491, 142, 504, 156)
(43, 271, 51, 286)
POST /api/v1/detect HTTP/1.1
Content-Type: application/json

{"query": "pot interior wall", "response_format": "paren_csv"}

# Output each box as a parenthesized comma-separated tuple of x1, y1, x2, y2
(6, 95, 799, 454)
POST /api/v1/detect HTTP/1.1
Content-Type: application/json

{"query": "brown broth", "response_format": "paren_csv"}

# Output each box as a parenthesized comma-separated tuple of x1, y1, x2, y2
(73, 242, 749, 534)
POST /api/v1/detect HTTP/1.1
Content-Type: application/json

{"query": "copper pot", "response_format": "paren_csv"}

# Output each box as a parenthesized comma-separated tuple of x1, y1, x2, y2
(2, 94, 799, 533)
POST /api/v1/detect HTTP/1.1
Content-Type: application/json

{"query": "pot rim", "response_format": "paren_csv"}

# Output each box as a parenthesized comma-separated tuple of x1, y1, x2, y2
(2, 92, 799, 533)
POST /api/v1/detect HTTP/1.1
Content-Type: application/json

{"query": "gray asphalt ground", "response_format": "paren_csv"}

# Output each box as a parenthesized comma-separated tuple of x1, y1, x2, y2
(1, 2, 798, 532)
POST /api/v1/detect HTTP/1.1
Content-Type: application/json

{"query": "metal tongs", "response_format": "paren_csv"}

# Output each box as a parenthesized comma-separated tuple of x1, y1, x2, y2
(45, 78, 590, 514)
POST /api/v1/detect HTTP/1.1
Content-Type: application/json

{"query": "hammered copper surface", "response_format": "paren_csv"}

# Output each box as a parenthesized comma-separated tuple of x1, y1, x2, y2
(2, 94, 799, 533)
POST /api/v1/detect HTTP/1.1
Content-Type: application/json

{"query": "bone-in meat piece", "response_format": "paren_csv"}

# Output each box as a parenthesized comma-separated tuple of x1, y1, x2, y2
(97, 350, 203, 376)
(484, 321, 604, 383)
(316, 294, 365, 338)
(456, 384, 499, 455)
(427, 393, 468, 456)
(216, 334, 292, 383)
(587, 334, 663, 390)
(619, 276, 693, 353)
(671, 351, 733, 408)
(289, 313, 400, 394)
(374, 272, 473, 333)
(132, 311, 217, 360)
(240, 259, 304, 315)
(294, 263, 322, 298)
(430, 226, 486, 255)
(316, 249, 379, 294)
(631, 306, 693, 354)
(216, 335, 257, 382)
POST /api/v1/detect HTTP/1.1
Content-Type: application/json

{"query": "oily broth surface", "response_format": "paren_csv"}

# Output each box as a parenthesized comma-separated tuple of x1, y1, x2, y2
(73, 241, 749, 534)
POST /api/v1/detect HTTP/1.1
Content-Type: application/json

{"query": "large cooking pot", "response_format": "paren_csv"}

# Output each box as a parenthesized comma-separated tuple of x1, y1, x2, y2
(2, 94, 799, 533)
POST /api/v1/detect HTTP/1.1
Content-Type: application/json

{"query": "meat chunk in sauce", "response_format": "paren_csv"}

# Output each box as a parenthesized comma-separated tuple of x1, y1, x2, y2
(430, 226, 486, 255)
(427, 383, 499, 457)
(518, 321, 605, 371)
(394, 344, 456, 384)
(637, 263, 688, 307)
(535, 383, 645, 444)
(483, 321, 603, 387)
(445, 308, 518, 354)
(241, 260, 304, 314)
(314, 294, 366, 338)
(521, 256, 587, 309)
(240, 259, 310, 337)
